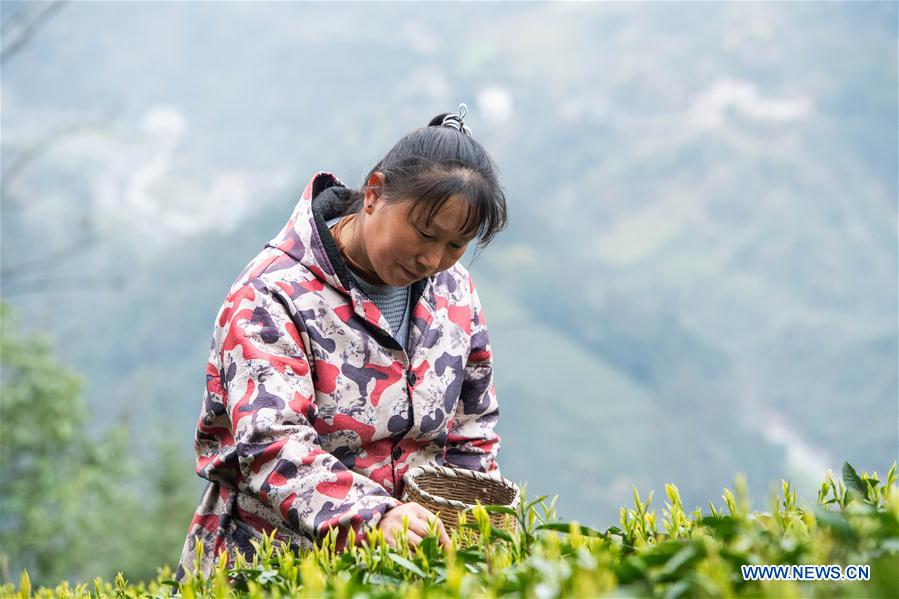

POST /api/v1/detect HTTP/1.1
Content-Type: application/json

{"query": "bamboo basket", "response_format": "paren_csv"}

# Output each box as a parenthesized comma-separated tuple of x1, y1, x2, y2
(402, 465, 520, 537)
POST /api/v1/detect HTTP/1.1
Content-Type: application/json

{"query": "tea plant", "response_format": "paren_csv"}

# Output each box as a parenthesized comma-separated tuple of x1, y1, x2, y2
(3, 461, 896, 598)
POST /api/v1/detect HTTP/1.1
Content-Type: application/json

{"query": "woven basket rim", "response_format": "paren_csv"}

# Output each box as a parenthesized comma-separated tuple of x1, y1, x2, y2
(402, 465, 520, 511)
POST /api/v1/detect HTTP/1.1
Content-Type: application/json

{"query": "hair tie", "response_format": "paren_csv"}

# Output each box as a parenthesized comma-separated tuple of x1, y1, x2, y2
(441, 103, 472, 137)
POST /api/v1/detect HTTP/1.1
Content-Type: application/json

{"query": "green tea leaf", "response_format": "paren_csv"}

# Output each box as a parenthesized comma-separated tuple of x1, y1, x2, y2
(455, 547, 486, 564)
(459, 521, 514, 543)
(418, 536, 440, 560)
(842, 461, 867, 499)
(699, 516, 740, 541)
(658, 545, 699, 580)
(255, 569, 284, 586)
(813, 505, 857, 542)
(526, 495, 549, 510)
(616, 556, 648, 584)
(363, 572, 404, 586)
(482, 505, 519, 516)
(535, 522, 605, 537)
(662, 578, 692, 599)
(388, 553, 427, 578)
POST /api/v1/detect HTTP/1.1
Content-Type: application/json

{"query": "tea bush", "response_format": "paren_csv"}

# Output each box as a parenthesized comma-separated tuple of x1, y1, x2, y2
(3, 461, 896, 598)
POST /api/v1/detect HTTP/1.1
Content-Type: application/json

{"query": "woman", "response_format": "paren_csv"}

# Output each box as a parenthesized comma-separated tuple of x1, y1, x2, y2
(174, 105, 508, 581)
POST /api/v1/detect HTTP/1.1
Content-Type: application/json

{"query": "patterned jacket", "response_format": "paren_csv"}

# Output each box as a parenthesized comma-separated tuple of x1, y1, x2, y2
(174, 171, 501, 580)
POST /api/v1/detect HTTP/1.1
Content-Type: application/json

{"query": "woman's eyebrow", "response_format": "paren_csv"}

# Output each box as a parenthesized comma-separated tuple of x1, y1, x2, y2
(427, 222, 477, 242)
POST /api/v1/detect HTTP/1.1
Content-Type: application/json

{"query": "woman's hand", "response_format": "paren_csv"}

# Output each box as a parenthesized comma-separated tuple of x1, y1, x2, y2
(378, 502, 451, 549)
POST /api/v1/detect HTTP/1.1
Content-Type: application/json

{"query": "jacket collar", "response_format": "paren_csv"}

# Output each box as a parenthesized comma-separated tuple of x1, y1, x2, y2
(266, 172, 430, 350)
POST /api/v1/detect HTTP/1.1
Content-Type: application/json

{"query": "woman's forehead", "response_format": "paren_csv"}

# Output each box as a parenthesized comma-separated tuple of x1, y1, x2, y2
(407, 195, 478, 238)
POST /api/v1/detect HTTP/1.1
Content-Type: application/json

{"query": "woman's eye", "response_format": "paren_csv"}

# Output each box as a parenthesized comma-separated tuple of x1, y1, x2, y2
(417, 228, 435, 240)
(450, 243, 464, 250)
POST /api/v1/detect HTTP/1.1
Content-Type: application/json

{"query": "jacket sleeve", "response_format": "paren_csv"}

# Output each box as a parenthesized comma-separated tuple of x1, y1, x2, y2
(444, 276, 501, 473)
(212, 279, 401, 548)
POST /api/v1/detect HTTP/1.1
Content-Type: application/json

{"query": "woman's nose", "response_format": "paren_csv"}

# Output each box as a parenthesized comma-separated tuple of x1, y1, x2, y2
(416, 247, 443, 274)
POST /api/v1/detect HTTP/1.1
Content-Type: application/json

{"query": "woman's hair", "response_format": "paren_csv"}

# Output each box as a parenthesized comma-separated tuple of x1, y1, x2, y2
(342, 112, 508, 250)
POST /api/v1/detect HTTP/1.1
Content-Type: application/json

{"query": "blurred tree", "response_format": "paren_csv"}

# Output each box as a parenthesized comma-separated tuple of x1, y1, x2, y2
(0, 301, 196, 586)
(114, 432, 198, 584)
(1, 3, 197, 585)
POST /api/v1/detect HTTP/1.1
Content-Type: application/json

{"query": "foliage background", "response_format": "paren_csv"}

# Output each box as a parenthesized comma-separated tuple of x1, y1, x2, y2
(1, 0, 896, 588)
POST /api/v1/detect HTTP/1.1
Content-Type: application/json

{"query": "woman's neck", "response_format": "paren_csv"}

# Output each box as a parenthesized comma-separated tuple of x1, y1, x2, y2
(332, 213, 385, 285)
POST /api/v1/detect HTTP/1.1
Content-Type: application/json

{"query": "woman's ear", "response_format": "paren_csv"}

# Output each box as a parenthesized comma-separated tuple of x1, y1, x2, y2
(363, 172, 386, 214)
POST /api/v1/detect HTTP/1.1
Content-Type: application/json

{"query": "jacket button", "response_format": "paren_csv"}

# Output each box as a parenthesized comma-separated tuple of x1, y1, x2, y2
(407, 371, 417, 385)
(392, 446, 403, 461)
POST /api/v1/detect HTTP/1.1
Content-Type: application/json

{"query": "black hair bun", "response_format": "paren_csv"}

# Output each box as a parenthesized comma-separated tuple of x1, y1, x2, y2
(427, 113, 452, 127)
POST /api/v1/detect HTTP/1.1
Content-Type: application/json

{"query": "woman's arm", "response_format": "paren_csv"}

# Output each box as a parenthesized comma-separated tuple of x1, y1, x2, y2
(204, 279, 401, 550)
(443, 276, 501, 473)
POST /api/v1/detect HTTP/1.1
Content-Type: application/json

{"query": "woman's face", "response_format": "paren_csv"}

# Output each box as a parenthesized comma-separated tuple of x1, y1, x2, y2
(361, 175, 476, 287)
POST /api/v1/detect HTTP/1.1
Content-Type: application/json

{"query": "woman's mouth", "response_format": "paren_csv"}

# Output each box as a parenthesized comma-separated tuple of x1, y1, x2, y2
(400, 265, 419, 281)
